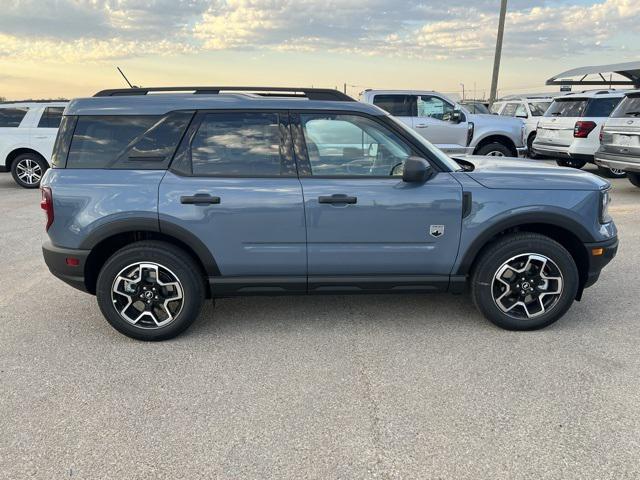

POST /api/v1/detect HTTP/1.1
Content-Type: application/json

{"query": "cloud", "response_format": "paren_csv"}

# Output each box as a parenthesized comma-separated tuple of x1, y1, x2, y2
(0, 0, 638, 63)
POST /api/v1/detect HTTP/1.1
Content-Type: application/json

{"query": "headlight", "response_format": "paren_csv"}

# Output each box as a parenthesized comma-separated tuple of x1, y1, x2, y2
(600, 190, 612, 224)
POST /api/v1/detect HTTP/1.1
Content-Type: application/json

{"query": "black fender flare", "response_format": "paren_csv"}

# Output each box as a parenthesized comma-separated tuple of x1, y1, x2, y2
(455, 210, 594, 275)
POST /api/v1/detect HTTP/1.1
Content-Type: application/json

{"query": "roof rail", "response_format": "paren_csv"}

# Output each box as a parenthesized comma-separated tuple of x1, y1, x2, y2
(93, 86, 354, 101)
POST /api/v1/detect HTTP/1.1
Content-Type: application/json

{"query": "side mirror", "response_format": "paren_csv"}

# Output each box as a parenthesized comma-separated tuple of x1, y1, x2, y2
(443, 110, 464, 124)
(402, 156, 433, 183)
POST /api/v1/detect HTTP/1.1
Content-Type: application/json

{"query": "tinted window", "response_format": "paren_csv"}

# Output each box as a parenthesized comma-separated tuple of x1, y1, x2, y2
(300, 113, 411, 176)
(545, 99, 587, 117)
(514, 104, 528, 117)
(612, 95, 640, 118)
(529, 102, 550, 116)
(464, 102, 490, 114)
(0, 108, 28, 127)
(584, 97, 621, 117)
(191, 112, 289, 176)
(417, 96, 454, 120)
(66, 114, 190, 169)
(37, 107, 65, 128)
(372, 95, 415, 117)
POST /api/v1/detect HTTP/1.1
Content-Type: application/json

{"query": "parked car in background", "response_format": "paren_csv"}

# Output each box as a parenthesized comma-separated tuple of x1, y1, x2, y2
(41, 86, 617, 340)
(360, 90, 526, 157)
(460, 100, 491, 114)
(595, 90, 640, 188)
(533, 90, 626, 178)
(491, 96, 553, 158)
(0, 101, 68, 188)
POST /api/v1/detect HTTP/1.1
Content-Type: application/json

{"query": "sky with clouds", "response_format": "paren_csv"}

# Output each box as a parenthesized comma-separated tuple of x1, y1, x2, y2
(0, 0, 638, 100)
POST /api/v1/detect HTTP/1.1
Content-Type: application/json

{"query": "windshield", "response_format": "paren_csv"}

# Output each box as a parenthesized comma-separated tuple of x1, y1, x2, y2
(385, 115, 463, 171)
(528, 102, 551, 116)
(545, 99, 587, 117)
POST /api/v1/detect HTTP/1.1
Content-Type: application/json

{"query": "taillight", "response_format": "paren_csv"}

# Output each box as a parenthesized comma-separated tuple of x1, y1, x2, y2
(574, 121, 597, 138)
(599, 124, 604, 142)
(466, 121, 474, 146)
(40, 187, 54, 231)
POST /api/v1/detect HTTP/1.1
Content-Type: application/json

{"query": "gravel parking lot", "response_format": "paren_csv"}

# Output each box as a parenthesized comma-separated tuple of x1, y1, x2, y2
(1, 166, 639, 480)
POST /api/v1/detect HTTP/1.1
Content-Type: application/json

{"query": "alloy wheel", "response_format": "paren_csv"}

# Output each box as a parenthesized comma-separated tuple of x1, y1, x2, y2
(491, 253, 563, 319)
(15, 158, 42, 185)
(111, 262, 184, 328)
(486, 150, 505, 157)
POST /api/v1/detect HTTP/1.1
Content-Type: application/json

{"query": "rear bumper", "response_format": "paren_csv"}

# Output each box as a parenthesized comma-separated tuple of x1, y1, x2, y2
(595, 152, 640, 173)
(583, 236, 618, 289)
(42, 240, 91, 293)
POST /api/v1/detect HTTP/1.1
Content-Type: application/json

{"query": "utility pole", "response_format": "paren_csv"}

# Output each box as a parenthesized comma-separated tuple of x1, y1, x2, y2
(489, 0, 508, 105)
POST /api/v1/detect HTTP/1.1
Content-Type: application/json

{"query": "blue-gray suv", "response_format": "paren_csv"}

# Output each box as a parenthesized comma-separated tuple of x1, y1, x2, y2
(40, 87, 618, 340)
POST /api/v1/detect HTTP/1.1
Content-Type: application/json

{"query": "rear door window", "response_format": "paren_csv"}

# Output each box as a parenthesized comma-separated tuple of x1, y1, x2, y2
(545, 99, 587, 117)
(0, 108, 28, 127)
(66, 112, 192, 169)
(190, 112, 294, 177)
(372, 95, 416, 117)
(584, 97, 622, 117)
(37, 107, 65, 128)
(501, 103, 519, 116)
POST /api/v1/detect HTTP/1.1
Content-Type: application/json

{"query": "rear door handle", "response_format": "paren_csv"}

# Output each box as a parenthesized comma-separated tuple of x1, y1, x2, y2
(318, 194, 357, 205)
(415, 124, 428, 128)
(34, 135, 48, 139)
(180, 194, 221, 205)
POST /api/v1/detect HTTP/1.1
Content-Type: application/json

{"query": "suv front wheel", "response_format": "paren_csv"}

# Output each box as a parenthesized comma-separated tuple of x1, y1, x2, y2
(96, 241, 205, 341)
(471, 233, 579, 330)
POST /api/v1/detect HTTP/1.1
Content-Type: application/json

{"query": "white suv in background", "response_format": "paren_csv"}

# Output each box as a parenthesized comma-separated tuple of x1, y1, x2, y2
(0, 101, 68, 188)
(360, 90, 526, 157)
(532, 90, 626, 177)
(491, 96, 553, 157)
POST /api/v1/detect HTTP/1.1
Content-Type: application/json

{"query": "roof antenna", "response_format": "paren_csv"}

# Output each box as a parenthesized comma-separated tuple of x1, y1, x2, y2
(116, 67, 137, 88)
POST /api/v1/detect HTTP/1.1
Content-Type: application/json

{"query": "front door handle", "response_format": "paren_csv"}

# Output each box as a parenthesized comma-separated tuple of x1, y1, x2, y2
(415, 123, 428, 128)
(180, 194, 221, 205)
(318, 194, 357, 205)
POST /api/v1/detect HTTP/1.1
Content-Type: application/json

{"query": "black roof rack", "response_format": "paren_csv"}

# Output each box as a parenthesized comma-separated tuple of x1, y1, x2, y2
(93, 86, 354, 101)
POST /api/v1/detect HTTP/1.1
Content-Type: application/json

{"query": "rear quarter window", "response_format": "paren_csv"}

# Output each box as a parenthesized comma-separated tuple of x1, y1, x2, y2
(372, 95, 415, 117)
(584, 97, 622, 117)
(37, 107, 65, 128)
(0, 108, 28, 127)
(65, 112, 193, 169)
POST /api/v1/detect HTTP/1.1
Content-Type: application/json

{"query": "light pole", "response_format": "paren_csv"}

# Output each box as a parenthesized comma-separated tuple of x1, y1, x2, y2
(460, 83, 465, 101)
(489, 0, 508, 105)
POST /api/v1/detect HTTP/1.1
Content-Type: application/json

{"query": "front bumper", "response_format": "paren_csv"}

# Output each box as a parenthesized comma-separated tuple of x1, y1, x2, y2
(42, 240, 91, 293)
(595, 152, 640, 173)
(583, 236, 618, 289)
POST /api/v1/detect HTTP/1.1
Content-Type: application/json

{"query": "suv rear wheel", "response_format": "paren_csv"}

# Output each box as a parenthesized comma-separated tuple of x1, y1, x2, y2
(96, 241, 205, 341)
(597, 166, 627, 179)
(471, 233, 579, 330)
(11, 153, 48, 188)
(628, 172, 640, 188)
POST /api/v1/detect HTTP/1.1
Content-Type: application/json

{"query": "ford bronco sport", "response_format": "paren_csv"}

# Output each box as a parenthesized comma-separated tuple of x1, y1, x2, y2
(41, 87, 618, 340)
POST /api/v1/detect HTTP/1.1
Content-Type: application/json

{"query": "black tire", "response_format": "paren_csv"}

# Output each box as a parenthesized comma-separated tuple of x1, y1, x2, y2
(527, 133, 539, 159)
(471, 233, 579, 331)
(475, 142, 513, 157)
(597, 165, 627, 179)
(628, 172, 640, 188)
(10, 153, 48, 188)
(556, 158, 586, 169)
(96, 241, 206, 341)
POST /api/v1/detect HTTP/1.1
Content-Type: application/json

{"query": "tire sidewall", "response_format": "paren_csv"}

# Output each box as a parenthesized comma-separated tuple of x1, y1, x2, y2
(473, 236, 579, 330)
(96, 244, 204, 341)
(476, 142, 512, 157)
(628, 172, 640, 188)
(11, 153, 47, 189)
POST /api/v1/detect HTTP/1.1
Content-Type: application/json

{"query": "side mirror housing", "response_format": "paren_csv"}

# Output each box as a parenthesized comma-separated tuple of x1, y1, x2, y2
(443, 109, 464, 124)
(402, 156, 433, 183)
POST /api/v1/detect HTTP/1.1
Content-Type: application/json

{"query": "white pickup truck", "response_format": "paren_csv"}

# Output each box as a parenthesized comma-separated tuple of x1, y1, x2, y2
(360, 90, 526, 157)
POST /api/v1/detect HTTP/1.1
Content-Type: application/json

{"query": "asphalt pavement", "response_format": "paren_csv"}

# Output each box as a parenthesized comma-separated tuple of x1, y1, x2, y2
(1, 165, 639, 479)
